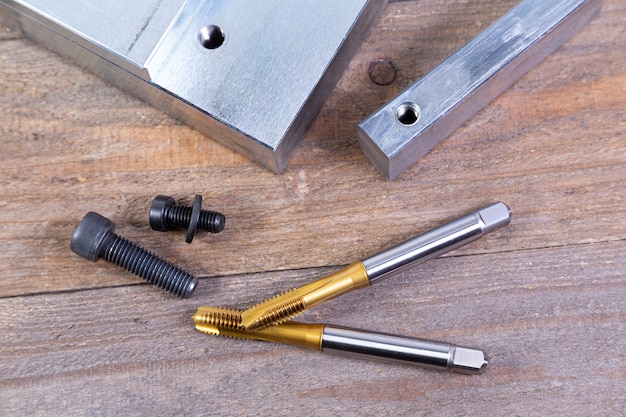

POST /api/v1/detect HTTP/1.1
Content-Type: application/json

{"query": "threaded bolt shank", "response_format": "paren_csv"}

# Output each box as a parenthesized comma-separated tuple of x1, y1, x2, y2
(149, 195, 225, 243)
(70, 212, 197, 298)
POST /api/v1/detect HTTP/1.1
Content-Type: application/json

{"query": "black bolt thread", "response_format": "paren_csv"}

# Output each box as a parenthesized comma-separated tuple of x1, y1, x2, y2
(103, 234, 197, 298)
(165, 206, 225, 233)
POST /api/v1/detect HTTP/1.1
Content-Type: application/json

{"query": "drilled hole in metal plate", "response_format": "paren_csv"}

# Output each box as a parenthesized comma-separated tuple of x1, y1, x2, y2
(198, 25, 225, 49)
(396, 102, 421, 125)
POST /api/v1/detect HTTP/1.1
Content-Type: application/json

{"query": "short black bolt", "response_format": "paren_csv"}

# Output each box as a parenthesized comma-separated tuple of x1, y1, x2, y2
(149, 195, 225, 243)
(70, 212, 198, 298)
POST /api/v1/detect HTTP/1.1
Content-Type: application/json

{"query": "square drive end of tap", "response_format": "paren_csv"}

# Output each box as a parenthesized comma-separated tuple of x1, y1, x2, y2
(451, 346, 489, 374)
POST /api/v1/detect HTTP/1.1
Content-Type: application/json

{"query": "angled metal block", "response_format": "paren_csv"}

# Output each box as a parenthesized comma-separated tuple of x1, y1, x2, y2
(0, 0, 388, 172)
(358, 0, 602, 180)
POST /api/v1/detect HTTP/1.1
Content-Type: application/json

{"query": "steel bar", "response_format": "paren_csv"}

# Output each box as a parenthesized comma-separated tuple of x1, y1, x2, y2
(357, 0, 602, 180)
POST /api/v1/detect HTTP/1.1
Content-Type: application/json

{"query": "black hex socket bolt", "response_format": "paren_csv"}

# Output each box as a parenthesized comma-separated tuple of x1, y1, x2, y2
(70, 212, 198, 298)
(149, 195, 225, 244)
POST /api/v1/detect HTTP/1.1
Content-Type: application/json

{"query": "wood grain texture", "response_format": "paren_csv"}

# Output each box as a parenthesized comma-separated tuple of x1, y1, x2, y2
(0, 0, 624, 415)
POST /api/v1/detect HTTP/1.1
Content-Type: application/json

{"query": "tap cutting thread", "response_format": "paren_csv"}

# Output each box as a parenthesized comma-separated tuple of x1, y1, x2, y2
(240, 262, 370, 330)
(193, 306, 243, 329)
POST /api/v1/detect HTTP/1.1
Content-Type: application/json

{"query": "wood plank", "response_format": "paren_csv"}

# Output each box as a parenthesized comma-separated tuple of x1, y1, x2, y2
(0, 0, 624, 296)
(0, 0, 624, 415)
(0, 242, 623, 416)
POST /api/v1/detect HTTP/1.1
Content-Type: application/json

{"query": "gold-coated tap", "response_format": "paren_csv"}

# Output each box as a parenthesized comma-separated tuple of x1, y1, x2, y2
(240, 261, 369, 330)
(193, 306, 324, 350)
(193, 306, 488, 374)
(193, 306, 242, 329)
(239, 203, 511, 330)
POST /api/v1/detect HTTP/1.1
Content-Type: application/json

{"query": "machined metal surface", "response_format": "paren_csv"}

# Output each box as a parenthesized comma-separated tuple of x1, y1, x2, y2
(321, 325, 487, 374)
(357, 0, 603, 180)
(0, 0, 388, 172)
(362, 202, 511, 283)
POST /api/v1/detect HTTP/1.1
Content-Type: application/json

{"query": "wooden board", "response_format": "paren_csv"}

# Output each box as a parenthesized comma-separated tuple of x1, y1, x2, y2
(1, 0, 624, 415)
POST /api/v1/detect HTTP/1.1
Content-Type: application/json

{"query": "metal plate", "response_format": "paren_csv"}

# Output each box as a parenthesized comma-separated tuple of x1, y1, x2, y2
(0, 0, 388, 172)
(357, 0, 602, 180)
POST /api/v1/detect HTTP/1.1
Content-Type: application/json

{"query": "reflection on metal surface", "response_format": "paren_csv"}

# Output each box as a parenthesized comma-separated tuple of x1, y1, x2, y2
(361, 202, 511, 283)
(358, 0, 602, 180)
(0, 0, 388, 172)
(321, 325, 488, 374)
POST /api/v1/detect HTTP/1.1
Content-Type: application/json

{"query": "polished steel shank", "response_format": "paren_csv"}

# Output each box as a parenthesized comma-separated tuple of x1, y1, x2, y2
(322, 326, 488, 374)
(362, 202, 511, 283)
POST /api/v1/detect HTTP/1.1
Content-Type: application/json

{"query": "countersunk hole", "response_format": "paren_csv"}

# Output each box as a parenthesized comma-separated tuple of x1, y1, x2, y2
(198, 25, 225, 49)
(396, 102, 421, 125)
